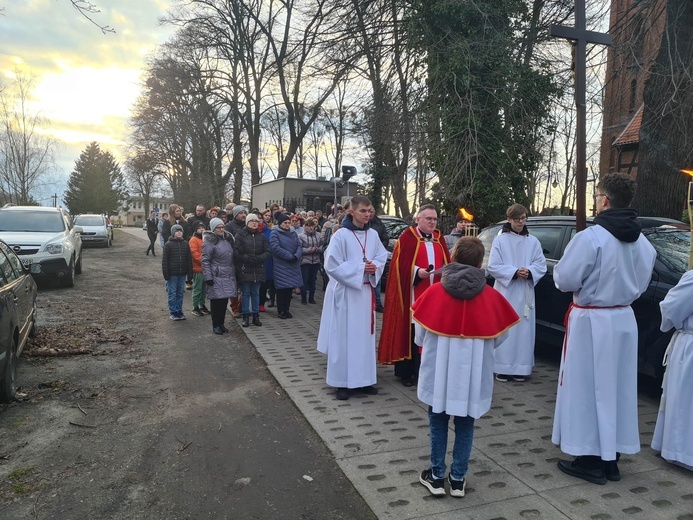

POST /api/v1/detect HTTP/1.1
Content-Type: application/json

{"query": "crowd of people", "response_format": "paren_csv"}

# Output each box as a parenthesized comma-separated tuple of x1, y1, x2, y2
(150, 172, 691, 499)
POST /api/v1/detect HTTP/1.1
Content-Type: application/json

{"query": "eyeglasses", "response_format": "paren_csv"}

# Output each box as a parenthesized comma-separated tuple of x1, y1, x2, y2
(214, 225, 224, 230)
(594, 193, 609, 201)
(512, 217, 527, 222)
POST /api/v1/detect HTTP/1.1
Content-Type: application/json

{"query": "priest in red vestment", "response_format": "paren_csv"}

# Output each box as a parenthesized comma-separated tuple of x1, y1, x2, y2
(378, 204, 451, 386)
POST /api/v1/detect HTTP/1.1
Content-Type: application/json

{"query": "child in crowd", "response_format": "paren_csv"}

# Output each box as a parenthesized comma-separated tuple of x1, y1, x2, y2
(162, 224, 193, 321)
(412, 236, 519, 497)
(189, 221, 210, 317)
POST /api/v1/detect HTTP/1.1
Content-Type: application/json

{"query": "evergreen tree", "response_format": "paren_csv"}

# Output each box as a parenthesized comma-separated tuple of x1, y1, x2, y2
(64, 142, 126, 215)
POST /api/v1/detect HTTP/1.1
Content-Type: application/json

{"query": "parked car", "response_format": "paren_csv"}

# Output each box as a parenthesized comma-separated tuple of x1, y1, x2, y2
(378, 215, 409, 290)
(0, 205, 83, 287)
(0, 238, 38, 402)
(478, 215, 690, 380)
(74, 214, 113, 247)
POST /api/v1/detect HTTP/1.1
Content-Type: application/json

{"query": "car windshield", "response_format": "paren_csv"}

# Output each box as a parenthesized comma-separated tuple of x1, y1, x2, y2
(382, 220, 409, 240)
(645, 229, 691, 275)
(75, 216, 104, 226)
(0, 211, 65, 232)
(478, 224, 502, 266)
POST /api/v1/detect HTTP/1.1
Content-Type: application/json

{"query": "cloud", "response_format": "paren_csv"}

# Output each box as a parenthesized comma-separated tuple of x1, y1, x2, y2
(0, 0, 174, 186)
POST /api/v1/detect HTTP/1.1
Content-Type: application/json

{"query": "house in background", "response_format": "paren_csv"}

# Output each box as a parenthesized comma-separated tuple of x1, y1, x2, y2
(115, 196, 174, 226)
(251, 177, 354, 215)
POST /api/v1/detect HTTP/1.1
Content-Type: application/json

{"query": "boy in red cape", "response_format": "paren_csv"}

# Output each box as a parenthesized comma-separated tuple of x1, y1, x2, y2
(414, 237, 519, 497)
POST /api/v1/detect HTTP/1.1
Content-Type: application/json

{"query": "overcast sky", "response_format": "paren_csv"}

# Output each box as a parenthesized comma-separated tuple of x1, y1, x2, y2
(0, 0, 174, 204)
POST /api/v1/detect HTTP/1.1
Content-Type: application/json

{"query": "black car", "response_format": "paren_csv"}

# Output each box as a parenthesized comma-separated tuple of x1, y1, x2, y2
(378, 215, 409, 289)
(478, 216, 690, 380)
(0, 239, 38, 402)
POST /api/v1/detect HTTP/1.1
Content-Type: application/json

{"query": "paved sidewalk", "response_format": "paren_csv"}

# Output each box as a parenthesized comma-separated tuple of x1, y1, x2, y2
(242, 294, 693, 519)
(120, 227, 692, 519)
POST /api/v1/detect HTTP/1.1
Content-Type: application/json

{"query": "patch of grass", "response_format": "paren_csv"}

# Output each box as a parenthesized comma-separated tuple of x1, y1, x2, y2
(8, 467, 35, 480)
(11, 483, 31, 494)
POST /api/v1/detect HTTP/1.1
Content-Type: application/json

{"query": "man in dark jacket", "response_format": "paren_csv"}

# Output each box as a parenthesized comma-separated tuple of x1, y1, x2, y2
(234, 213, 270, 326)
(369, 210, 390, 312)
(187, 205, 210, 230)
(145, 210, 158, 256)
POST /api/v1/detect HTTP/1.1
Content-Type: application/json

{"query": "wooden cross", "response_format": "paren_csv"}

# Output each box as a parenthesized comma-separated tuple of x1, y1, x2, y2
(550, 0, 612, 231)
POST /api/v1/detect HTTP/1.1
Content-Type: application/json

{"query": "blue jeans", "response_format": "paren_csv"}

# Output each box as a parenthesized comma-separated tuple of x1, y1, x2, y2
(428, 407, 475, 480)
(167, 275, 186, 314)
(241, 281, 261, 314)
(300, 263, 321, 301)
(374, 278, 383, 308)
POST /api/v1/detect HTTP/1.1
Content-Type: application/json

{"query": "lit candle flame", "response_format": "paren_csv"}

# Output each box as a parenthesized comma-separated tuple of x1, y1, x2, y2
(458, 207, 474, 221)
(682, 169, 693, 177)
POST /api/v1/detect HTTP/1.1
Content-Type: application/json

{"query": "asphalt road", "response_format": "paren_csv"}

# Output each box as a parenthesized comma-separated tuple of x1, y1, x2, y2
(0, 229, 375, 520)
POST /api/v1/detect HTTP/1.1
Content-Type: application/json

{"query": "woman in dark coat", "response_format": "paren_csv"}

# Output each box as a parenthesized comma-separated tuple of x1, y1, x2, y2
(234, 213, 270, 327)
(202, 218, 237, 335)
(269, 213, 303, 319)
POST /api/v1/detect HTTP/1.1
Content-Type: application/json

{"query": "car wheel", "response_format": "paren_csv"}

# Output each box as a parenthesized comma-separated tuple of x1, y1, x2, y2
(62, 258, 76, 287)
(0, 338, 17, 403)
(75, 253, 82, 274)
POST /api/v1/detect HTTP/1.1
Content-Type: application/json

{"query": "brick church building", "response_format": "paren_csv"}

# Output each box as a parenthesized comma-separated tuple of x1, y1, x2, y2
(599, 0, 667, 178)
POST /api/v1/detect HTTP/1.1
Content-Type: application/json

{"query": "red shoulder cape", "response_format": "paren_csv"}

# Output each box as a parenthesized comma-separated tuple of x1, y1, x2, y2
(411, 284, 520, 338)
(377, 227, 451, 364)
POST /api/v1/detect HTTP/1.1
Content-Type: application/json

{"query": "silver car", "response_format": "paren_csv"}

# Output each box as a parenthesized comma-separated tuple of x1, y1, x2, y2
(74, 214, 113, 248)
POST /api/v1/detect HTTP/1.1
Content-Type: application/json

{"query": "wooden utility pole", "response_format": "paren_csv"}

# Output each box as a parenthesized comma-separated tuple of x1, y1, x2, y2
(550, 0, 612, 231)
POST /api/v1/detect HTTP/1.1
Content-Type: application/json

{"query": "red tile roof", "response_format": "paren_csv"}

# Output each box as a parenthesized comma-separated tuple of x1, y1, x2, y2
(612, 104, 643, 146)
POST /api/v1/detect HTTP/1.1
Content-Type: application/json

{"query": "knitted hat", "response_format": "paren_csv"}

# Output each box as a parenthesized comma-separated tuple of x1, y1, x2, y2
(232, 205, 248, 218)
(193, 220, 206, 232)
(246, 213, 259, 223)
(276, 212, 290, 225)
(171, 224, 184, 235)
(209, 218, 224, 230)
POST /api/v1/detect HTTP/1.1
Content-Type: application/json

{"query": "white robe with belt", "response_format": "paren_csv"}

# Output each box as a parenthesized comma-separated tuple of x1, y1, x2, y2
(317, 227, 388, 388)
(651, 269, 693, 469)
(488, 231, 546, 375)
(552, 225, 655, 459)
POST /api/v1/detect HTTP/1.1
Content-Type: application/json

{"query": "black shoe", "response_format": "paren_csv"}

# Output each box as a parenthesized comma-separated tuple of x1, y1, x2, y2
(419, 469, 445, 496)
(604, 453, 621, 481)
(335, 387, 350, 400)
(177, 312, 186, 320)
(375, 305, 384, 313)
(360, 386, 378, 395)
(309, 299, 316, 304)
(213, 326, 224, 335)
(192, 308, 204, 317)
(146, 251, 149, 256)
(401, 376, 414, 387)
(252, 314, 262, 326)
(448, 475, 466, 497)
(278, 313, 287, 319)
(222, 325, 230, 333)
(301, 299, 307, 305)
(285, 312, 293, 319)
(242, 314, 250, 327)
(200, 306, 211, 315)
(495, 374, 511, 382)
(557, 457, 606, 485)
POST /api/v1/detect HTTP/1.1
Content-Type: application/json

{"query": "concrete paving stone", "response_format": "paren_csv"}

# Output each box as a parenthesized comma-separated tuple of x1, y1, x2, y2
(412, 495, 571, 520)
(474, 393, 555, 439)
(337, 445, 535, 520)
(541, 469, 693, 520)
(282, 381, 420, 420)
(307, 403, 432, 458)
(265, 361, 327, 387)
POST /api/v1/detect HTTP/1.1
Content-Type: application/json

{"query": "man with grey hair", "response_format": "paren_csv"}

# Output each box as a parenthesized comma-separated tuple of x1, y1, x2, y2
(378, 204, 451, 386)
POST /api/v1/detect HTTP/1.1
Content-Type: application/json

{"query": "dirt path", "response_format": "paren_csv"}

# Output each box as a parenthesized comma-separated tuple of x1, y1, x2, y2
(0, 229, 375, 520)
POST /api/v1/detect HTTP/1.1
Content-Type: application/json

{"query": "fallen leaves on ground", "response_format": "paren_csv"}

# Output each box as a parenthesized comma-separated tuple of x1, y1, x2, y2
(24, 324, 132, 357)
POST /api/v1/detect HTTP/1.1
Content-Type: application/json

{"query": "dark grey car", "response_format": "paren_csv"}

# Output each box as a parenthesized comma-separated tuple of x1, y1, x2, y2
(0, 239, 38, 402)
(478, 216, 690, 380)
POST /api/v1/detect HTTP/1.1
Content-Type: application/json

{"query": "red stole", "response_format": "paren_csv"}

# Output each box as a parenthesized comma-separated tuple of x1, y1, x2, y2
(412, 284, 520, 338)
(378, 227, 451, 365)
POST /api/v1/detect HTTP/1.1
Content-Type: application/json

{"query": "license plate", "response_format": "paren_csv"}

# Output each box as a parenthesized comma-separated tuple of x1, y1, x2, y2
(21, 258, 32, 266)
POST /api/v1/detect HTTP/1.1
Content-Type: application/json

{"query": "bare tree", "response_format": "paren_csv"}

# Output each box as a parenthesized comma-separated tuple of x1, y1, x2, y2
(0, 73, 59, 205)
